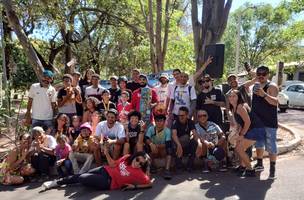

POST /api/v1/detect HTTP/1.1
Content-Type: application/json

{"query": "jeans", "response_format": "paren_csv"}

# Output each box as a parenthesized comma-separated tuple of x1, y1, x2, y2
(255, 127, 277, 154)
(69, 152, 94, 174)
(31, 152, 56, 175)
(32, 119, 53, 130)
(57, 159, 73, 177)
(57, 166, 111, 190)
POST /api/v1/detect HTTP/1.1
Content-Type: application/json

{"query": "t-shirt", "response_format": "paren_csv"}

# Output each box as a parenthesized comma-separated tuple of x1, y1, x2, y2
(171, 119, 196, 138)
(196, 87, 225, 126)
(74, 135, 94, 153)
(85, 85, 105, 101)
(57, 87, 77, 114)
(28, 83, 56, 120)
(127, 81, 141, 92)
(131, 87, 158, 112)
(95, 121, 125, 139)
(155, 85, 169, 104)
(97, 101, 116, 120)
(109, 88, 121, 105)
(146, 126, 171, 145)
(127, 123, 142, 143)
(55, 143, 72, 159)
(43, 135, 57, 149)
(195, 121, 222, 145)
(104, 155, 151, 190)
(117, 102, 132, 123)
(167, 81, 177, 100)
(170, 84, 197, 115)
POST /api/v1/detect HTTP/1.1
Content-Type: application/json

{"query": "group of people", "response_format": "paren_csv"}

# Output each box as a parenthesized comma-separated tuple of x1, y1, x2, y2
(0, 57, 279, 192)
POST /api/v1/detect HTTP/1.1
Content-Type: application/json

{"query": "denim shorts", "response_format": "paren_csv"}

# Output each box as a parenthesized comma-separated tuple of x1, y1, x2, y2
(255, 127, 277, 154)
(244, 127, 266, 141)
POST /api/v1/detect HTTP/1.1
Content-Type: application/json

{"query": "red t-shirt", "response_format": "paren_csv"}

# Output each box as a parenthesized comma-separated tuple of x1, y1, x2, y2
(104, 155, 151, 190)
(117, 102, 132, 123)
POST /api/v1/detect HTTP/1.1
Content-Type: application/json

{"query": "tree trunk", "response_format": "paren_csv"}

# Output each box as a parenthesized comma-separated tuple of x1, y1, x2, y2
(161, 0, 170, 72)
(191, 0, 232, 71)
(155, 0, 163, 73)
(3, 0, 44, 80)
(2, 10, 13, 80)
(148, 0, 157, 73)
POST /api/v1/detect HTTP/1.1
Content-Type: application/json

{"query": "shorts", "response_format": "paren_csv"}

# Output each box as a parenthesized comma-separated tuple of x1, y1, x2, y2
(255, 127, 277, 154)
(145, 141, 173, 156)
(244, 127, 266, 141)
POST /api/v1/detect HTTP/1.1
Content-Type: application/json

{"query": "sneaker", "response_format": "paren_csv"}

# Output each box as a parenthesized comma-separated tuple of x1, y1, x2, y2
(218, 161, 228, 172)
(244, 169, 256, 177)
(202, 160, 211, 173)
(42, 180, 58, 190)
(163, 170, 172, 180)
(268, 169, 276, 180)
(233, 166, 245, 173)
(253, 163, 264, 172)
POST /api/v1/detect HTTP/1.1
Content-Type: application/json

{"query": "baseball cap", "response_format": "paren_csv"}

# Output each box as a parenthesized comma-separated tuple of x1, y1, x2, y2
(72, 71, 81, 76)
(110, 75, 119, 81)
(158, 73, 169, 82)
(139, 74, 148, 80)
(79, 122, 92, 132)
(43, 70, 54, 78)
(201, 74, 214, 81)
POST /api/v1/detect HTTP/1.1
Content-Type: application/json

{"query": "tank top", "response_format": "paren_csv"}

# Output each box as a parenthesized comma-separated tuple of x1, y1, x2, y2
(234, 105, 264, 129)
(252, 82, 278, 128)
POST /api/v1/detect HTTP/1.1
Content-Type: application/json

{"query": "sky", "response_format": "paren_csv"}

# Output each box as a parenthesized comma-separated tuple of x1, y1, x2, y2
(230, 0, 281, 11)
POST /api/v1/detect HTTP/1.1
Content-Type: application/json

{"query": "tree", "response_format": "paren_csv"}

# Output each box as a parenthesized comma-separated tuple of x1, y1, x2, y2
(191, 0, 232, 71)
(223, 3, 304, 71)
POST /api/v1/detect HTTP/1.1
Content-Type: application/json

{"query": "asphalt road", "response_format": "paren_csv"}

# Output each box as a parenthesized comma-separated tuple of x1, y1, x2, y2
(1, 109, 303, 200)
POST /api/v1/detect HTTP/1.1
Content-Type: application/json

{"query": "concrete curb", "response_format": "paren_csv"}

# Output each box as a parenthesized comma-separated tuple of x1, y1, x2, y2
(277, 123, 302, 155)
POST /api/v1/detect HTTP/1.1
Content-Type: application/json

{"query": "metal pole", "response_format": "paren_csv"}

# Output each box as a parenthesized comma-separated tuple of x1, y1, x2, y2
(235, 15, 241, 75)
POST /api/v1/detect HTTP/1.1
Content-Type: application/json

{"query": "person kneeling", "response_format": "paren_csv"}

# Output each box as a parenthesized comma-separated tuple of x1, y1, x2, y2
(145, 115, 172, 180)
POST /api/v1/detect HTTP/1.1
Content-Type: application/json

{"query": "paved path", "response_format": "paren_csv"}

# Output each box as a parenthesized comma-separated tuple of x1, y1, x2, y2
(1, 154, 304, 200)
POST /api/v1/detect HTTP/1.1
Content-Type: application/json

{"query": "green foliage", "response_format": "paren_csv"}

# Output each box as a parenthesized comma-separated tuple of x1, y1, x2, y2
(223, 2, 304, 74)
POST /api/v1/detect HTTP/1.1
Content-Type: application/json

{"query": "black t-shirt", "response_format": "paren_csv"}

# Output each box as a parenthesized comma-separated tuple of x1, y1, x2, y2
(79, 79, 91, 99)
(127, 81, 141, 92)
(109, 87, 121, 105)
(171, 119, 196, 138)
(97, 101, 116, 120)
(127, 123, 142, 144)
(196, 87, 225, 126)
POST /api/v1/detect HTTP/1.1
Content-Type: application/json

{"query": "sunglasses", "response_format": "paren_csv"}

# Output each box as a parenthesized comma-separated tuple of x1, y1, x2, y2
(257, 72, 268, 77)
(199, 79, 211, 84)
(135, 157, 146, 167)
(178, 114, 186, 117)
(198, 114, 208, 118)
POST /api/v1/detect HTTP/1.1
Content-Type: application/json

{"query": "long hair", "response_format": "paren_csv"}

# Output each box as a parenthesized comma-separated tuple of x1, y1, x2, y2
(228, 89, 250, 112)
(126, 151, 151, 174)
(53, 113, 70, 136)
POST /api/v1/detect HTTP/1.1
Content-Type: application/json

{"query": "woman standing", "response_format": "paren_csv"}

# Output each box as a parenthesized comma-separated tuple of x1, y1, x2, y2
(43, 145, 152, 191)
(0, 133, 35, 185)
(227, 89, 266, 177)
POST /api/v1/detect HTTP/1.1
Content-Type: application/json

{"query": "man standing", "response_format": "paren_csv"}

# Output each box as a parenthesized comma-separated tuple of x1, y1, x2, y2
(57, 74, 82, 118)
(196, 74, 226, 128)
(131, 74, 158, 128)
(154, 73, 169, 115)
(251, 66, 279, 179)
(109, 75, 121, 105)
(169, 72, 197, 120)
(85, 74, 104, 101)
(127, 69, 141, 92)
(25, 70, 57, 129)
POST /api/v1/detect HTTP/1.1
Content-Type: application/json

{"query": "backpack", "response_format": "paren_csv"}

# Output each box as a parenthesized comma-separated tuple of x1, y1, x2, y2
(173, 85, 192, 100)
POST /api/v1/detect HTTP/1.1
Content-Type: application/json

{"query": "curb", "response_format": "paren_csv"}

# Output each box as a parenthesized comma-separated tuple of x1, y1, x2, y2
(277, 123, 302, 155)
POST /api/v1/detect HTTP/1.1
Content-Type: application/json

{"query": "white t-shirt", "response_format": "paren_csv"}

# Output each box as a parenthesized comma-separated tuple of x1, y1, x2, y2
(28, 83, 56, 120)
(155, 84, 169, 104)
(95, 121, 125, 139)
(167, 81, 177, 100)
(85, 85, 105, 98)
(170, 84, 197, 115)
(43, 135, 57, 149)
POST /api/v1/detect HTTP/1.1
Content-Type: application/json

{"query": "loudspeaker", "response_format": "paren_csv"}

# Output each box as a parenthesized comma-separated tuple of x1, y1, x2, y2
(204, 44, 225, 78)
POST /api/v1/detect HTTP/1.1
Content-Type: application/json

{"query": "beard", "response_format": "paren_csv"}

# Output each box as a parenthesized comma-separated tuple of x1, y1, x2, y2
(204, 85, 210, 89)
(140, 83, 147, 88)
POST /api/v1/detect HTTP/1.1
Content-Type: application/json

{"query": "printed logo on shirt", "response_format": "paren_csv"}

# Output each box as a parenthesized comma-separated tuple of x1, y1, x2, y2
(128, 131, 138, 138)
(119, 162, 130, 176)
(175, 90, 188, 105)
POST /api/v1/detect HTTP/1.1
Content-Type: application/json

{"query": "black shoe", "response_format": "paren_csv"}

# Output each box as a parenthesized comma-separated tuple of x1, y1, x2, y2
(186, 158, 194, 172)
(233, 166, 245, 173)
(150, 165, 157, 174)
(253, 163, 264, 172)
(175, 158, 184, 171)
(244, 169, 256, 177)
(163, 170, 172, 180)
(268, 169, 276, 180)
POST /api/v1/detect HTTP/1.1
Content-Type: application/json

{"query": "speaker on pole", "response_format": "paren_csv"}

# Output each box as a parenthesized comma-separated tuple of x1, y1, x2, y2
(204, 44, 225, 78)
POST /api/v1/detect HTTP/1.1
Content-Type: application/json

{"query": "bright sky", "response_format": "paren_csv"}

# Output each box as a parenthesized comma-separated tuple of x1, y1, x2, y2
(231, 0, 281, 11)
